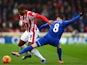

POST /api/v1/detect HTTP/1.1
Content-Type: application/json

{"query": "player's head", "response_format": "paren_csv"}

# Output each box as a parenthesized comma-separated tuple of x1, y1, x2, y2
(55, 15, 64, 22)
(56, 17, 63, 22)
(18, 5, 26, 16)
(56, 17, 62, 21)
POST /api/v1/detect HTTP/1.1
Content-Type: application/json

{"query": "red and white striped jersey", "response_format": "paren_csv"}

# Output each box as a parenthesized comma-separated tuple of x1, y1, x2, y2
(20, 10, 37, 32)
(20, 10, 49, 32)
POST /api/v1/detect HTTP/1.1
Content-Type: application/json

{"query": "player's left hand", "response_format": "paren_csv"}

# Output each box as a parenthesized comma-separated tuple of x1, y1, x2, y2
(79, 11, 84, 16)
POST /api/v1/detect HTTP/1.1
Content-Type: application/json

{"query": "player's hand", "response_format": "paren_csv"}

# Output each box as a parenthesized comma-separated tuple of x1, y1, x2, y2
(48, 20, 53, 25)
(79, 11, 84, 16)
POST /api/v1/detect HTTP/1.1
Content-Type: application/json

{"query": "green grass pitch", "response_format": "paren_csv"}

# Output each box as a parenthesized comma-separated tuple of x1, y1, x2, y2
(0, 44, 87, 65)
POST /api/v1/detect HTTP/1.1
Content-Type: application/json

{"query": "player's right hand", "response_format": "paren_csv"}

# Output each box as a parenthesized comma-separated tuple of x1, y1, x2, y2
(48, 20, 53, 25)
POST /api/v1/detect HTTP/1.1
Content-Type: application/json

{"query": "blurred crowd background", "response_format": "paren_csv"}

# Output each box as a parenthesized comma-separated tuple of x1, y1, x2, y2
(0, 0, 87, 32)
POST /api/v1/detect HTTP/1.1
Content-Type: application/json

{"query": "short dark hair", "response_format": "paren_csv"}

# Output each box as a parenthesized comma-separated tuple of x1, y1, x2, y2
(57, 14, 64, 19)
(54, 14, 65, 20)
(18, 4, 26, 11)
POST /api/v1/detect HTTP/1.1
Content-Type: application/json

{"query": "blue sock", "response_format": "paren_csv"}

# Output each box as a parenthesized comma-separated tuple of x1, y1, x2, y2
(19, 46, 33, 54)
(57, 48, 62, 60)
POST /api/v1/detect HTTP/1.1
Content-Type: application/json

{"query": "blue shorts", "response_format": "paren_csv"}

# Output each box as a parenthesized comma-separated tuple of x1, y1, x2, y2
(36, 34, 60, 47)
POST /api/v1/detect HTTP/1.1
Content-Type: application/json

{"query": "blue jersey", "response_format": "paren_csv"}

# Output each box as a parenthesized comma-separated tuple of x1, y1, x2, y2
(36, 15, 80, 47)
(48, 21, 64, 39)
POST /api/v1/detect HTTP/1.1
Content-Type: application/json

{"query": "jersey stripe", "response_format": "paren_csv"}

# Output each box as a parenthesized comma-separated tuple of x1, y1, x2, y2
(32, 28, 35, 43)
(29, 19, 31, 32)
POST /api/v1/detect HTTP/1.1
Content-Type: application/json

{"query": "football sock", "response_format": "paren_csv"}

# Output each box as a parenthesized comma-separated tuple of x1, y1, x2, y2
(19, 46, 33, 54)
(31, 48, 46, 60)
(21, 45, 31, 55)
(57, 48, 62, 60)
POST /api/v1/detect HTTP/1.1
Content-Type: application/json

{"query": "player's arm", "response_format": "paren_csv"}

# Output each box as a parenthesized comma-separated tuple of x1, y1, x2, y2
(63, 15, 80, 26)
(39, 23, 49, 31)
(19, 16, 26, 30)
(63, 12, 84, 26)
(21, 22, 26, 31)
(21, 22, 25, 27)
(28, 11, 53, 24)
(35, 13, 49, 23)
(28, 11, 49, 23)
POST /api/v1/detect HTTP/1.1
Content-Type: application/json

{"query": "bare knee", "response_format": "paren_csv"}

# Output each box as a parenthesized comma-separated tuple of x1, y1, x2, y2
(28, 42, 37, 48)
(57, 44, 61, 48)
(18, 40, 26, 47)
(28, 42, 33, 46)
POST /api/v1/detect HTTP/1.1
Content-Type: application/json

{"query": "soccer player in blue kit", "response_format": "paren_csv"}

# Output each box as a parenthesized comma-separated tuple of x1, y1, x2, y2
(12, 13, 83, 64)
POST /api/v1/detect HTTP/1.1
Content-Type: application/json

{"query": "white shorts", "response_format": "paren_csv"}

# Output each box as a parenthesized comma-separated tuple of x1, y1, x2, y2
(21, 30, 39, 43)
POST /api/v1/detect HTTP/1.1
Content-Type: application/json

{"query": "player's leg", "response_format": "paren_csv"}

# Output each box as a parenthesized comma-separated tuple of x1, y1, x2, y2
(31, 48, 46, 63)
(18, 31, 31, 59)
(30, 46, 46, 63)
(18, 39, 26, 50)
(18, 40, 31, 59)
(57, 45, 63, 64)
(11, 42, 38, 57)
(11, 36, 47, 62)
(11, 36, 47, 56)
(27, 32, 46, 63)
(49, 38, 63, 64)
(18, 40, 31, 60)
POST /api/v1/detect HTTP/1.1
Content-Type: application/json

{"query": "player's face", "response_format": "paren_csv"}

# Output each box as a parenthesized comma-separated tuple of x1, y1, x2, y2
(56, 17, 62, 22)
(18, 10, 25, 16)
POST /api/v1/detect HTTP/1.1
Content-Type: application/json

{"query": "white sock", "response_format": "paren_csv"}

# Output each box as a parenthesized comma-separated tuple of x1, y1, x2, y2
(21, 45, 31, 55)
(31, 48, 46, 60)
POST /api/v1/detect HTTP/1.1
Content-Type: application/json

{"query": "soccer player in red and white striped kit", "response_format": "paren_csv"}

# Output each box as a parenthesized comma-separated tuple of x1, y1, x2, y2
(17, 5, 49, 63)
